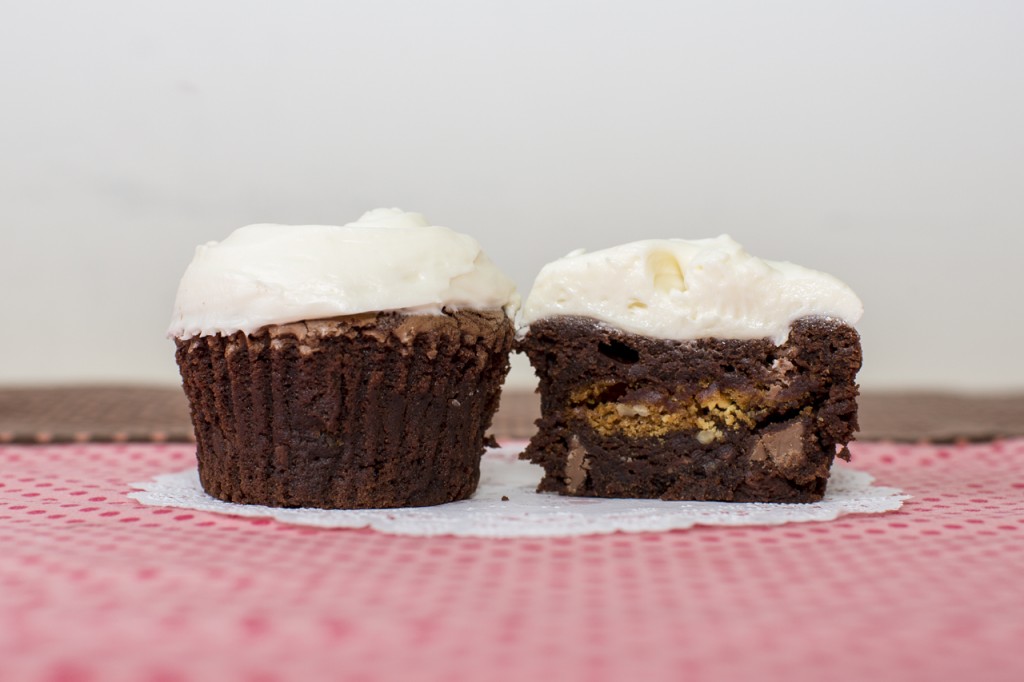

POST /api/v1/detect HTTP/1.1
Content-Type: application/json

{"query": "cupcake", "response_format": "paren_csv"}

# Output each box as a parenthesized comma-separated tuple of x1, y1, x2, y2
(169, 208, 518, 509)
(518, 236, 863, 503)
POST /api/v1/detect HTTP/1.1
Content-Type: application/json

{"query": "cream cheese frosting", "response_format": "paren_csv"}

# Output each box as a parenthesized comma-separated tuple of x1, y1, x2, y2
(520, 236, 862, 344)
(168, 208, 519, 339)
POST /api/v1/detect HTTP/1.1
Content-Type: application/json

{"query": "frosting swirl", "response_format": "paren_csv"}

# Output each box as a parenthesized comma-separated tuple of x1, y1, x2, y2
(169, 209, 518, 339)
(520, 236, 862, 344)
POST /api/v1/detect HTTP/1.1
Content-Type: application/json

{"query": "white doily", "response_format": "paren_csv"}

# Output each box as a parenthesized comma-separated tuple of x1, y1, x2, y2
(128, 446, 907, 538)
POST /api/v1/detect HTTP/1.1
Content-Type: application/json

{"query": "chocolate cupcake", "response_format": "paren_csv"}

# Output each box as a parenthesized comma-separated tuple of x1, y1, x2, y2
(169, 209, 518, 509)
(518, 236, 863, 503)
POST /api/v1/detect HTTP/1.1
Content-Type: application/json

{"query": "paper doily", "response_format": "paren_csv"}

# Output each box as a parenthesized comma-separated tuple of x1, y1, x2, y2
(128, 446, 907, 537)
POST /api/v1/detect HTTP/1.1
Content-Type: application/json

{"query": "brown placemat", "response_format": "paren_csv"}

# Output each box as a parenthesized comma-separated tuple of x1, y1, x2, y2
(0, 386, 194, 444)
(1, 386, 1022, 444)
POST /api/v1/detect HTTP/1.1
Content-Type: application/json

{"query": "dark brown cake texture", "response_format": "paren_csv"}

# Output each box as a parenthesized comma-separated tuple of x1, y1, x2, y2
(520, 316, 862, 503)
(176, 309, 513, 509)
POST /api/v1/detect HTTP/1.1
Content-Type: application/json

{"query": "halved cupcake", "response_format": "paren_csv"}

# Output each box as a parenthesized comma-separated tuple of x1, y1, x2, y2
(518, 236, 862, 503)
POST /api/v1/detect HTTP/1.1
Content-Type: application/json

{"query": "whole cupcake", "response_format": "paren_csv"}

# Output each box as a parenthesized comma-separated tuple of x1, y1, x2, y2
(168, 208, 518, 509)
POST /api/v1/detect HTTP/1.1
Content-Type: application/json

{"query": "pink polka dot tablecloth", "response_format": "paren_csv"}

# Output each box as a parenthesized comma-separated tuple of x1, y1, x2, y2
(1, 439, 1022, 682)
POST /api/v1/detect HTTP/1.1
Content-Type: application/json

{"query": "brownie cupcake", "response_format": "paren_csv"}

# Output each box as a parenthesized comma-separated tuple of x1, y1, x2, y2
(518, 236, 863, 503)
(169, 208, 518, 509)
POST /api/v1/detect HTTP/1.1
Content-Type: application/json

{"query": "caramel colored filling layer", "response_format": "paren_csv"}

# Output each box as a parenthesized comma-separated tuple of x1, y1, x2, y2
(569, 382, 762, 440)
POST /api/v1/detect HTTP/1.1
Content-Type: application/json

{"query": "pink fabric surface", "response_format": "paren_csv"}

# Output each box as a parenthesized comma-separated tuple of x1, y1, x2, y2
(0, 439, 1022, 682)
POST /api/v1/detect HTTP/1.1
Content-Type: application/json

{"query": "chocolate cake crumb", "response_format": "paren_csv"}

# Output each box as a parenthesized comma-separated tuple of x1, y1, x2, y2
(518, 316, 861, 503)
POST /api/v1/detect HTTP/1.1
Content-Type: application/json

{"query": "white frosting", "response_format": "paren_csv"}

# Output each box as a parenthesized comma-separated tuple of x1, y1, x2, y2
(168, 208, 518, 339)
(520, 236, 862, 344)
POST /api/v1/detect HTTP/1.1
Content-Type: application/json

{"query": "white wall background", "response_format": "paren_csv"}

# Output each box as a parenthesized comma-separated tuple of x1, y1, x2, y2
(1, 1, 1022, 391)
